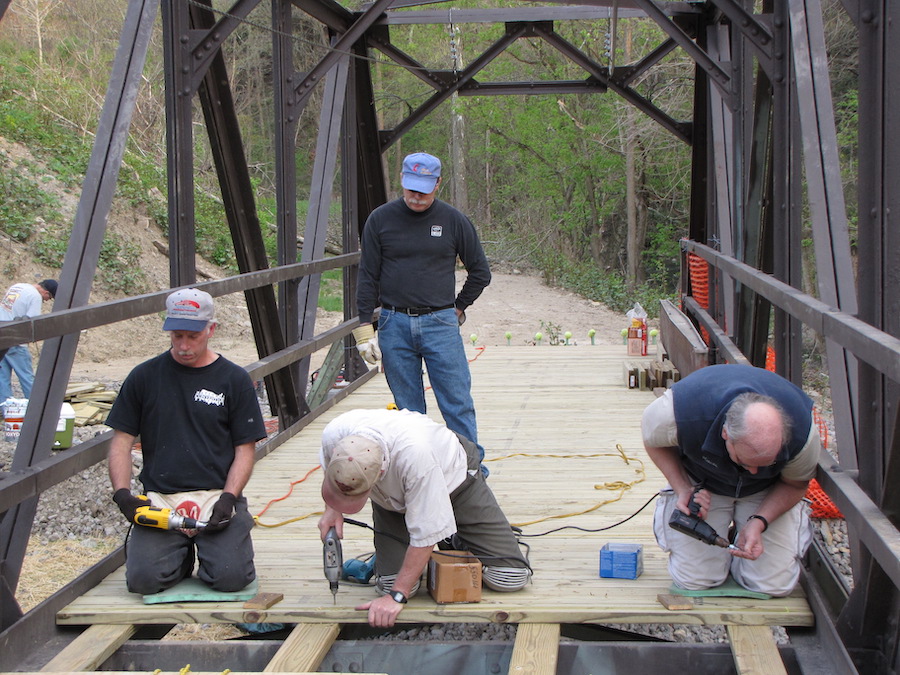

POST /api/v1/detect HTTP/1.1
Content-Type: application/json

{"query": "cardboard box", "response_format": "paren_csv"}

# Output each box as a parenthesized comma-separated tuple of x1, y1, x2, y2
(627, 336, 645, 356)
(428, 550, 482, 604)
(599, 543, 643, 580)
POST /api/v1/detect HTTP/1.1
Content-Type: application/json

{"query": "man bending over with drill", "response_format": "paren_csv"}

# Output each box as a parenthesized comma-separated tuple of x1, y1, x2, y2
(642, 364, 821, 597)
(106, 289, 266, 595)
(318, 408, 531, 628)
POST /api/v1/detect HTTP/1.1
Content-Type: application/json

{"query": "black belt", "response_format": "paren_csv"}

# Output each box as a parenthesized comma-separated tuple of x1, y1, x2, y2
(382, 304, 455, 316)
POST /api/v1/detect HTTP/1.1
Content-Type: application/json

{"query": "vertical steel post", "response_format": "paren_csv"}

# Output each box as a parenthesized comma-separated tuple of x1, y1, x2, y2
(161, 0, 196, 286)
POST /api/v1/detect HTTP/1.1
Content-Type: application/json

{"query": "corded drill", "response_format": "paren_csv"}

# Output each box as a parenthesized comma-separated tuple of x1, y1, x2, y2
(668, 491, 739, 550)
(323, 526, 343, 604)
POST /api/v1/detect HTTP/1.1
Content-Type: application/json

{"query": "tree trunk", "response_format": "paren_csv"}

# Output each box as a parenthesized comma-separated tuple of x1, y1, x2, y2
(449, 24, 469, 213)
(623, 23, 640, 288)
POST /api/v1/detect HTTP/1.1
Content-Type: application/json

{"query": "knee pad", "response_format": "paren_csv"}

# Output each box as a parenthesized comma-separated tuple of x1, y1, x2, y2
(482, 565, 531, 592)
(375, 573, 421, 597)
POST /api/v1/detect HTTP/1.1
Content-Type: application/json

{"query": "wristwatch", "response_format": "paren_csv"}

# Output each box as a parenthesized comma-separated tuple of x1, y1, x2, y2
(388, 590, 408, 604)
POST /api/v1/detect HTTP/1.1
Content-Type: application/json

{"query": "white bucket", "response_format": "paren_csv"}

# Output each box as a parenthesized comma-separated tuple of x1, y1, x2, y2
(4, 398, 28, 442)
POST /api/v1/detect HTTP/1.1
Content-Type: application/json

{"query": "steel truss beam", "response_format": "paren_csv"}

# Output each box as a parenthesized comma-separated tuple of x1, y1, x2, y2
(0, 0, 159, 632)
(2, 0, 899, 669)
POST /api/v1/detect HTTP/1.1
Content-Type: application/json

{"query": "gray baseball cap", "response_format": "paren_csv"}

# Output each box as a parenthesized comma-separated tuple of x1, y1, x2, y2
(163, 288, 215, 331)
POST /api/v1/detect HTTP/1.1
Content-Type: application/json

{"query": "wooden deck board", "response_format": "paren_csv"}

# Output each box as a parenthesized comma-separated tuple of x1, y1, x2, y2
(57, 346, 813, 630)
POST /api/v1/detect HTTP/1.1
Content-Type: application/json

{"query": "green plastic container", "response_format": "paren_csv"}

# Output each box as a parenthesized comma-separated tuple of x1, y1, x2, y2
(53, 402, 76, 450)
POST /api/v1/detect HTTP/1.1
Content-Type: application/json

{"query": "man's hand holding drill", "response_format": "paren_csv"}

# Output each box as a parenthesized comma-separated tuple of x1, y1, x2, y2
(675, 486, 711, 519)
(205, 492, 237, 531)
(113, 488, 147, 522)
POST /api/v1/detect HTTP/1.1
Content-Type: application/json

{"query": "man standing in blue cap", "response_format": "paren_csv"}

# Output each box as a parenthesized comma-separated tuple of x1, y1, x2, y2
(353, 153, 491, 471)
(0, 278, 58, 402)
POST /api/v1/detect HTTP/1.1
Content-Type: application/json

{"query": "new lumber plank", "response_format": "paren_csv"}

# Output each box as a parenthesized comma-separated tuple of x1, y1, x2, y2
(508, 623, 560, 674)
(727, 625, 787, 675)
(39, 624, 135, 671)
(263, 622, 340, 672)
(56, 348, 813, 633)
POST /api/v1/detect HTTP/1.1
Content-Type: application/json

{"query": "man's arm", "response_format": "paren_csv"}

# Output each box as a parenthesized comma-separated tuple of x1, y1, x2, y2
(108, 430, 137, 491)
(733, 477, 809, 560)
(223, 441, 256, 496)
(356, 215, 382, 323)
(356, 544, 433, 628)
(454, 215, 491, 310)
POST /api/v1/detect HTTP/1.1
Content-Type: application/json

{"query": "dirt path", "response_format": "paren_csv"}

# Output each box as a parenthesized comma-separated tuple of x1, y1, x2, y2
(68, 271, 638, 383)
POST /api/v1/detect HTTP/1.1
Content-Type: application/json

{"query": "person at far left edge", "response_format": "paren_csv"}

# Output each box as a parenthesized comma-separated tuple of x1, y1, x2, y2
(105, 288, 266, 595)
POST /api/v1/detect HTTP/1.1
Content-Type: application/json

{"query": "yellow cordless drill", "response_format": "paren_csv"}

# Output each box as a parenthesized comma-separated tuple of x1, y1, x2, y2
(132, 495, 207, 530)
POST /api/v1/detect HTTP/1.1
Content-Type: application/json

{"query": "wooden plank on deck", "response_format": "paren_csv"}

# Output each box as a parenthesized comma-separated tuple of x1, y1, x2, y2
(263, 622, 340, 672)
(56, 347, 813, 634)
(508, 623, 560, 674)
(39, 623, 135, 671)
(727, 625, 787, 675)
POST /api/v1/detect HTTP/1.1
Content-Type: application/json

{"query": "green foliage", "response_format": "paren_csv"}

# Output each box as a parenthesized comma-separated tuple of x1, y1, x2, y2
(33, 229, 68, 267)
(0, 168, 59, 241)
(318, 269, 344, 312)
(539, 320, 563, 346)
(194, 190, 237, 270)
(537, 250, 674, 318)
(98, 231, 145, 294)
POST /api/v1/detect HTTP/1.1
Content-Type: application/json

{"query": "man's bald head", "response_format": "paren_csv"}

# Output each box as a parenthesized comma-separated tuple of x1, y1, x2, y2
(723, 393, 792, 470)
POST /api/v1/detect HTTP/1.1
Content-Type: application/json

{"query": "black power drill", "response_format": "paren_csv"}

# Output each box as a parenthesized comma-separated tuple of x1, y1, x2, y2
(668, 490, 738, 550)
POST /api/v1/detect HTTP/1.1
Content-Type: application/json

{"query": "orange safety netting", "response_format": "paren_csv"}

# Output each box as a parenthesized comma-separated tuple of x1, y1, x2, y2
(686, 252, 711, 345)
(766, 349, 841, 518)
(807, 478, 843, 519)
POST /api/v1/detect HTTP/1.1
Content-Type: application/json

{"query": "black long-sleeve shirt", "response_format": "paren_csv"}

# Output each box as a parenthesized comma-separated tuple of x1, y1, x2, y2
(356, 198, 491, 323)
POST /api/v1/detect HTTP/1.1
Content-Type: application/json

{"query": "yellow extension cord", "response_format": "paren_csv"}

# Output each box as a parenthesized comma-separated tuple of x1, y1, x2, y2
(253, 443, 645, 529)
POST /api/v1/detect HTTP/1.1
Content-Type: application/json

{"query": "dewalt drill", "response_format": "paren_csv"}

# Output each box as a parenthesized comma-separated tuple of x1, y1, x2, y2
(668, 490, 738, 550)
(132, 495, 207, 531)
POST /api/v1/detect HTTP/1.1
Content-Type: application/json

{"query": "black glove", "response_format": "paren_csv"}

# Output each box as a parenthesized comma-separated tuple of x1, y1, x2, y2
(205, 492, 237, 532)
(113, 488, 146, 523)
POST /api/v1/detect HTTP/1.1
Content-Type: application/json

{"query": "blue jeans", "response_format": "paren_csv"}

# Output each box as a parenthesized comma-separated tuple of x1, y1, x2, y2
(378, 307, 486, 466)
(0, 345, 35, 401)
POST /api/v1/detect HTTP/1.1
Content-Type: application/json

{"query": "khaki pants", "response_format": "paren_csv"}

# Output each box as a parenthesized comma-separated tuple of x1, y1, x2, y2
(372, 434, 527, 580)
(653, 486, 812, 597)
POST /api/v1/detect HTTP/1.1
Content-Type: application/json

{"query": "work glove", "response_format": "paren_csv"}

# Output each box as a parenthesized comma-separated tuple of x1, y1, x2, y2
(113, 488, 147, 523)
(352, 324, 381, 364)
(205, 492, 237, 532)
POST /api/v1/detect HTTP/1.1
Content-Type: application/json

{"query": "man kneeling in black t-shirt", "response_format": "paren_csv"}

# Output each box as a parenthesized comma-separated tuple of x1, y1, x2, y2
(106, 288, 266, 595)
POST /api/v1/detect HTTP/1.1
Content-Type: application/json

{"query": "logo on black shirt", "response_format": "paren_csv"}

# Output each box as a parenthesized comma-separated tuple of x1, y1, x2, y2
(431, 225, 442, 237)
(194, 389, 225, 406)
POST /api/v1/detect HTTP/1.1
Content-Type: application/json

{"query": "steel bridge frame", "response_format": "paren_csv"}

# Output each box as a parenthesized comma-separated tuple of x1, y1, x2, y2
(0, 0, 898, 672)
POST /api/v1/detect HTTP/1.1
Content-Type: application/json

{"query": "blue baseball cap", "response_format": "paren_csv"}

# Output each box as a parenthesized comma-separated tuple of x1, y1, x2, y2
(401, 153, 441, 193)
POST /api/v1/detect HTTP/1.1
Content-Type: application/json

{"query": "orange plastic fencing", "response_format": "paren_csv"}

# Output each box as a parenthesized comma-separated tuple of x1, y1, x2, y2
(765, 350, 841, 518)
(686, 252, 711, 345)
(807, 478, 843, 519)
